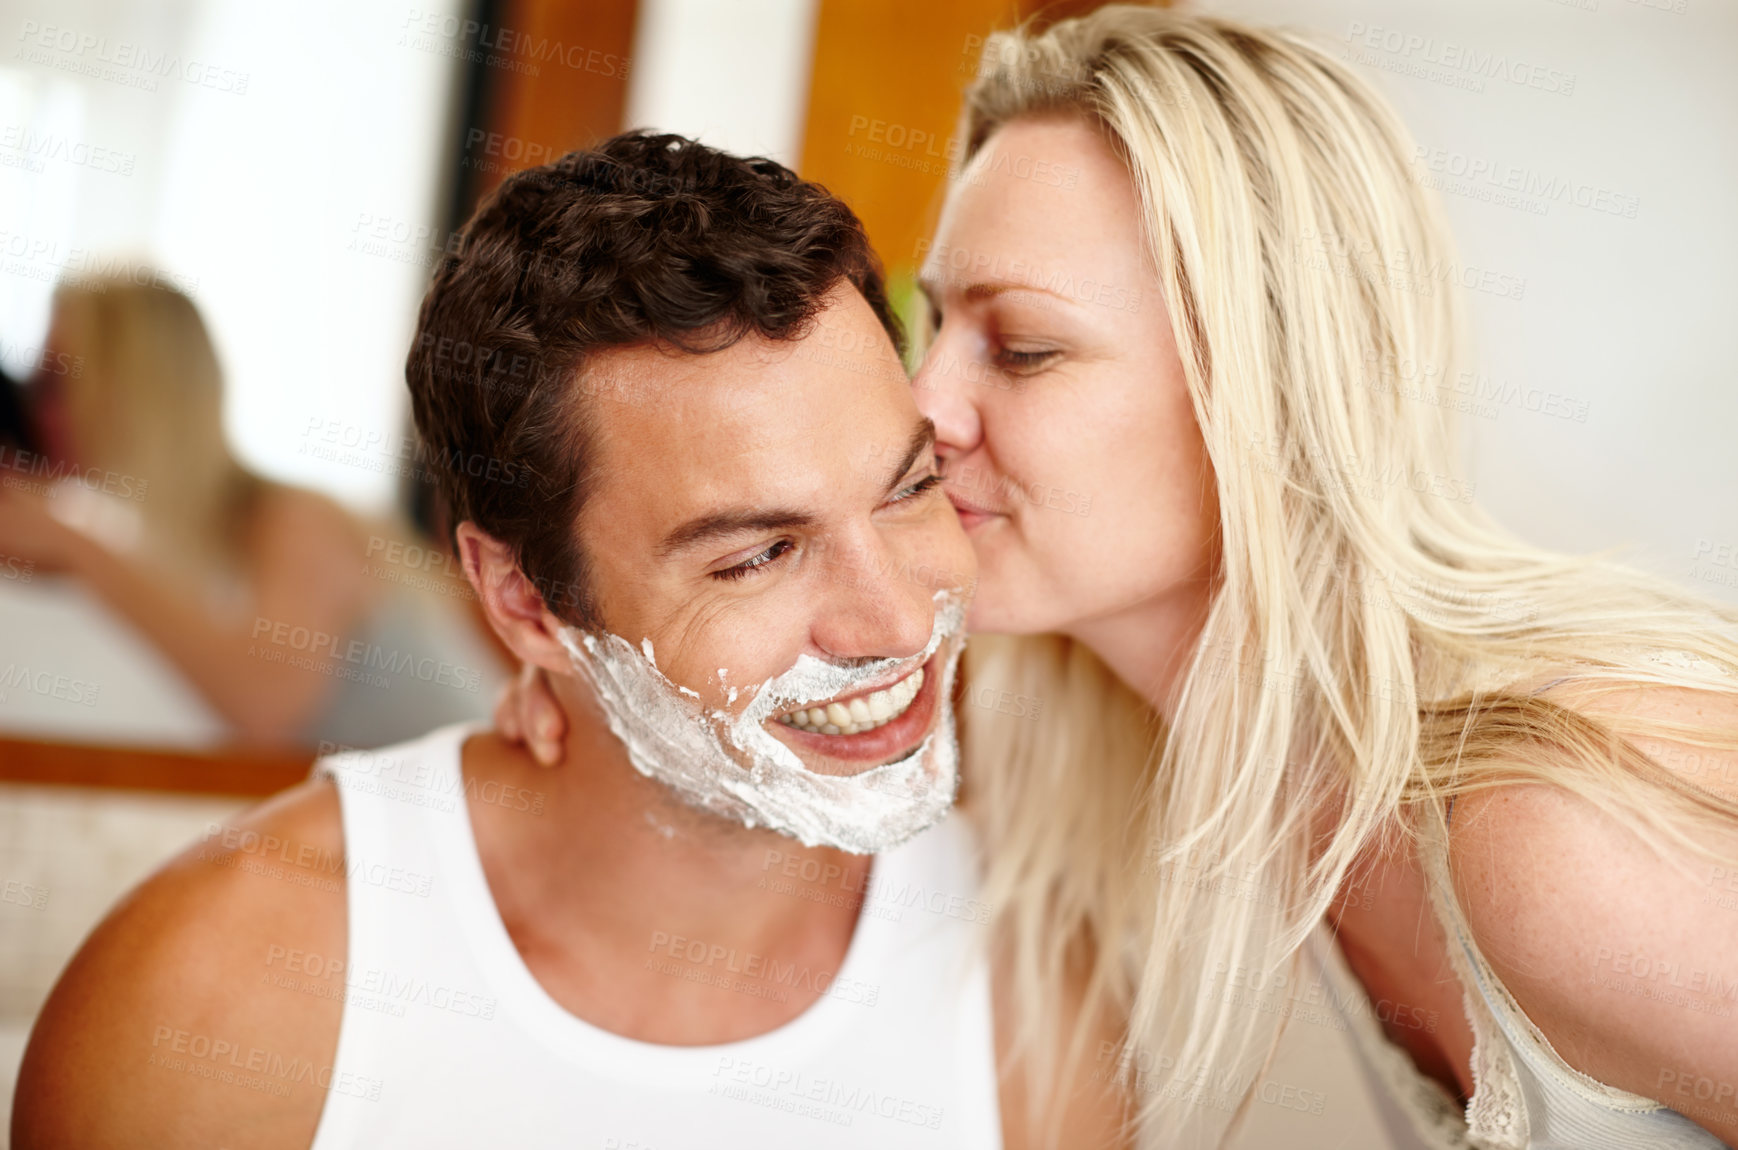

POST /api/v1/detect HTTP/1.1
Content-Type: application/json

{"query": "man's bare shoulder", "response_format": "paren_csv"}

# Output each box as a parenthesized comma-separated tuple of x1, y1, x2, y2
(14, 776, 349, 1149)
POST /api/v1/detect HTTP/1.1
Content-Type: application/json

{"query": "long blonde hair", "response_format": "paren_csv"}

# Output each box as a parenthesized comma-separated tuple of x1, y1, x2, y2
(951, 7, 1738, 1145)
(50, 276, 260, 581)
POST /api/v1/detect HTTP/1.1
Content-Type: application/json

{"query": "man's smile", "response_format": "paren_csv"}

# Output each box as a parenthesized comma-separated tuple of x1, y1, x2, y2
(766, 653, 944, 766)
(775, 662, 926, 735)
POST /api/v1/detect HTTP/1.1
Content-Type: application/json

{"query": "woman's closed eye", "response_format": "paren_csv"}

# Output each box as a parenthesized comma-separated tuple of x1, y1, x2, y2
(993, 345, 1060, 373)
(926, 301, 944, 338)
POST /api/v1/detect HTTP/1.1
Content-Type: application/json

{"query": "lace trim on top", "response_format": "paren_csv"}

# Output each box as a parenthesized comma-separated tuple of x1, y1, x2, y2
(1419, 874, 1530, 1150)
(1312, 930, 1474, 1150)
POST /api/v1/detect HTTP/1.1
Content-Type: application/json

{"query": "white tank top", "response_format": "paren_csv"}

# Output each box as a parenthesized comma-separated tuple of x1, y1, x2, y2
(308, 722, 1003, 1149)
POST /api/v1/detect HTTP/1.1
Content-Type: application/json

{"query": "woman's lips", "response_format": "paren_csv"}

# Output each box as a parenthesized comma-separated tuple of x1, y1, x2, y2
(767, 653, 942, 766)
(944, 488, 1007, 529)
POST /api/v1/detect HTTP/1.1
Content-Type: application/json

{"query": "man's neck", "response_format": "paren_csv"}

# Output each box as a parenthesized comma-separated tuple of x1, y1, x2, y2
(461, 682, 874, 1043)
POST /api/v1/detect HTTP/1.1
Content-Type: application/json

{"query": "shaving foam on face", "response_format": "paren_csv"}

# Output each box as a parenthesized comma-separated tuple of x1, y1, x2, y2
(559, 590, 966, 854)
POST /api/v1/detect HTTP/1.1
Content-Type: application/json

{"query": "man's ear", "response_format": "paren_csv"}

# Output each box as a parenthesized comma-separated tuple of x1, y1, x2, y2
(455, 521, 577, 675)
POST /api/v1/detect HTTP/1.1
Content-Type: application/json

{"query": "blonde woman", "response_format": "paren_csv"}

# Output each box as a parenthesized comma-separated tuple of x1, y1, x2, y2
(498, 8, 1738, 1148)
(0, 277, 498, 746)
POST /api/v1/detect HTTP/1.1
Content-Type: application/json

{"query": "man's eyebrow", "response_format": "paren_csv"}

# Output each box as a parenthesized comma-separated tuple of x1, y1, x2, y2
(880, 419, 938, 498)
(657, 509, 818, 560)
(655, 422, 934, 562)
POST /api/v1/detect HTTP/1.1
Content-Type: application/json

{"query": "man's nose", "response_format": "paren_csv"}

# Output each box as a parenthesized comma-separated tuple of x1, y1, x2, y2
(809, 537, 944, 662)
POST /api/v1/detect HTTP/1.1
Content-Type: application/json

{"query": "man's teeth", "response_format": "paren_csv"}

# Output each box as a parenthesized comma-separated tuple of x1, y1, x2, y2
(776, 668, 925, 736)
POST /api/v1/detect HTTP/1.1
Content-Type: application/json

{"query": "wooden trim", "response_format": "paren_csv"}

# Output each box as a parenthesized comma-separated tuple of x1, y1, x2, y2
(461, 0, 638, 212)
(799, 0, 1180, 291)
(799, 0, 1020, 290)
(0, 737, 313, 798)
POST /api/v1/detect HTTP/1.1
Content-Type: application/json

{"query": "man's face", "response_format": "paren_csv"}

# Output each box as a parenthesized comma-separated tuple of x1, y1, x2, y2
(573, 284, 976, 778)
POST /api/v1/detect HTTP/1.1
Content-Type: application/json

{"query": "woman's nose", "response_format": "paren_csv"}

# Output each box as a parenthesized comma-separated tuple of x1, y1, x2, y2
(911, 339, 983, 463)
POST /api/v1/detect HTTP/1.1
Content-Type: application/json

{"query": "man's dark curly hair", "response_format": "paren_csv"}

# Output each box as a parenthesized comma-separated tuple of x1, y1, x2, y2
(406, 130, 901, 628)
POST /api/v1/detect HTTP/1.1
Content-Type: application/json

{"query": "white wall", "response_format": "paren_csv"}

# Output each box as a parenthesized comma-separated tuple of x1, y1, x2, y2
(0, 0, 464, 513)
(7, 0, 1731, 589)
(624, 0, 820, 168)
(1196, 0, 1738, 605)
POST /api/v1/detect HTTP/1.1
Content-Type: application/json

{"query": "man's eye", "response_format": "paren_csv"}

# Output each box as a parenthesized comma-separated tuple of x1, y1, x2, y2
(889, 473, 942, 504)
(711, 539, 793, 582)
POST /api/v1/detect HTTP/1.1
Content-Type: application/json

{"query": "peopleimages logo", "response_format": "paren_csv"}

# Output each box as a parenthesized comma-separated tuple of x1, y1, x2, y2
(1412, 146, 1640, 220)
(299, 416, 531, 490)
(15, 21, 250, 94)
(0, 125, 136, 175)
(709, 1056, 947, 1131)
(1342, 22, 1576, 97)
(0, 664, 101, 707)
(0, 445, 149, 500)
(0, 230, 199, 295)
(397, 9, 629, 79)
(249, 617, 483, 694)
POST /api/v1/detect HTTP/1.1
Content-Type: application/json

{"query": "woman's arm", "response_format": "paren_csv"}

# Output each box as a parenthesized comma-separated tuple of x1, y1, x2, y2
(0, 485, 374, 743)
(1450, 685, 1738, 1145)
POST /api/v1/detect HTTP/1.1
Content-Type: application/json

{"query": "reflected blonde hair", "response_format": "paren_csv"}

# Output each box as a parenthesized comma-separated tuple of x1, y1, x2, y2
(51, 276, 260, 580)
(952, 7, 1738, 1146)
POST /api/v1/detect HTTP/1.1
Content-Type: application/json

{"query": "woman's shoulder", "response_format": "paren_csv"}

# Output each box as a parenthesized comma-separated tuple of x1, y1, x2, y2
(242, 482, 378, 596)
(1444, 681, 1738, 1131)
(248, 482, 367, 552)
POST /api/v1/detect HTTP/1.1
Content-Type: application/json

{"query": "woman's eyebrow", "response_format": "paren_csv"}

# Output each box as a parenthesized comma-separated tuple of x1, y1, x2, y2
(915, 272, 1079, 309)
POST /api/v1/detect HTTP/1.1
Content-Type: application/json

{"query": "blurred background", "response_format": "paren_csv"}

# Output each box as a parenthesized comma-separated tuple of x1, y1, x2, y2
(0, 0, 1733, 1143)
